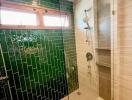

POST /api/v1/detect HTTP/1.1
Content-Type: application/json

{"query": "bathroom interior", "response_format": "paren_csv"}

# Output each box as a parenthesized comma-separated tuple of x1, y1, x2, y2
(0, 0, 132, 100)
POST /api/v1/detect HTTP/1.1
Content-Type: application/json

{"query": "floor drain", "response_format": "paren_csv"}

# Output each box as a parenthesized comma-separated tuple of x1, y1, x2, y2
(77, 91, 81, 95)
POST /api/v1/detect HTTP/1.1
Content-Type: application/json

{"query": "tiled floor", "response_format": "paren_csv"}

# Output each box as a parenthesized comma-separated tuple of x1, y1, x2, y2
(62, 89, 98, 100)
(62, 69, 99, 100)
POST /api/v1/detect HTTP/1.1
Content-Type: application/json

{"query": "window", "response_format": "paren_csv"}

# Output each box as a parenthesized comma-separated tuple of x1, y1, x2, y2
(43, 14, 69, 27)
(0, 1, 71, 29)
(0, 9, 38, 26)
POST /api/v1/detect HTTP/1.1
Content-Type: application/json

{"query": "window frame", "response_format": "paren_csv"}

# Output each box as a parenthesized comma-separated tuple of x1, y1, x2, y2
(1, 8, 39, 26)
(0, 0, 71, 29)
(43, 13, 70, 29)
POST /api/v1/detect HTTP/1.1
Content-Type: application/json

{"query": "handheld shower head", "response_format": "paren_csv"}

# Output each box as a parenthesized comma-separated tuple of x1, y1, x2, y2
(83, 16, 89, 24)
(83, 16, 91, 30)
(83, 8, 91, 30)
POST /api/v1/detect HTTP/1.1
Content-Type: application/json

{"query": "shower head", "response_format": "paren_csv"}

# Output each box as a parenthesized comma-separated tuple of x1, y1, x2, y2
(84, 8, 92, 12)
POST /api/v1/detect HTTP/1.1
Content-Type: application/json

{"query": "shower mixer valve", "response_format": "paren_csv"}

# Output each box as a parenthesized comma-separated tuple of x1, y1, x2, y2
(86, 52, 93, 61)
(86, 52, 93, 75)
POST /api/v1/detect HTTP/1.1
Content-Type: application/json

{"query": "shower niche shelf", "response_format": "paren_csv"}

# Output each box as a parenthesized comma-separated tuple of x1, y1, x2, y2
(96, 62, 111, 68)
(95, 0, 111, 99)
(95, 47, 111, 51)
(95, 49, 111, 68)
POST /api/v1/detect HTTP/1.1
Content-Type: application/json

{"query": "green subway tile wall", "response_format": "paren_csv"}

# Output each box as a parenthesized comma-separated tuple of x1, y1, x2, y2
(0, 0, 79, 100)
(6, 0, 73, 13)
(0, 35, 12, 100)
(62, 30, 79, 93)
(0, 30, 68, 100)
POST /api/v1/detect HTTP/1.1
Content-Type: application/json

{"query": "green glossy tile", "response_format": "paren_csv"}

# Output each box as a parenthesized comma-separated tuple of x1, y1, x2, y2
(33, 69, 38, 82)
(20, 76, 26, 91)
(25, 78, 31, 90)
(0, 0, 78, 98)
(14, 73, 21, 89)
(28, 66, 34, 80)
(2, 53, 11, 70)
(0, 36, 8, 53)
(38, 71, 43, 83)
(23, 65, 29, 78)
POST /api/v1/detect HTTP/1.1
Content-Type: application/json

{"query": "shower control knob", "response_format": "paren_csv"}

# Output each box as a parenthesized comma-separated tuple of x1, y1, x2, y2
(86, 52, 93, 61)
